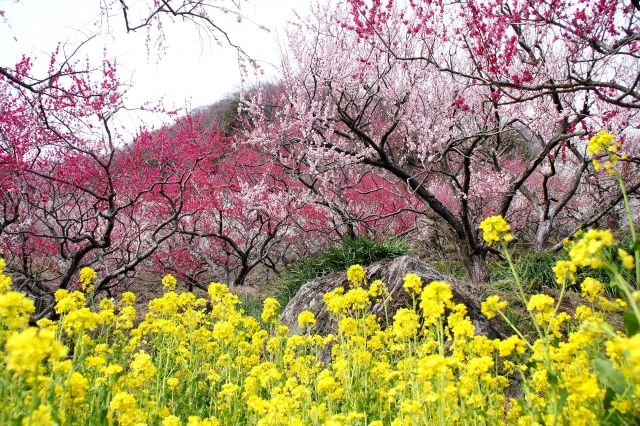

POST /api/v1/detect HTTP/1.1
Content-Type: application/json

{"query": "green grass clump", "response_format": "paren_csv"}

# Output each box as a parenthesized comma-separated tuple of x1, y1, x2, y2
(489, 251, 558, 291)
(238, 294, 264, 320)
(489, 235, 635, 293)
(430, 260, 469, 281)
(274, 236, 409, 307)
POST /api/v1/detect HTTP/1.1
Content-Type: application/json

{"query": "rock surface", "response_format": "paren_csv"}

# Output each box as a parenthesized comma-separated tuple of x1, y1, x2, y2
(280, 255, 502, 338)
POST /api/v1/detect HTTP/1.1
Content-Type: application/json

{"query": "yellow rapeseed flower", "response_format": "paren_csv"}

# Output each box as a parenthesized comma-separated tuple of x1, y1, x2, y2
(63, 307, 101, 335)
(217, 383, 240, 399)
(99, 297, 115, 311)
(162, 415, 181, 426)
(392, 308, 420, 340)
(5, 327, 68, 375)
(580, 277, 603, 302)
(0, 291, 35, 329)
(587, 130, 616, 156)
(108, 391, 138, 424)
(68, 371, 88, 402)
(481, 295, 508, 319)
(21, 404, 54, 426)
(587, 131, 628, 176)
(368, 279, 387, 298)
(527, 294, 555, 313)
(261, 297, 280, 323)
(568, 229, 614, 269)
(79, 266, 97, 292)
(618, 248, 634, 270)
(497, 335, 526, 357)
(54, 290, 86, 315)
(552, 260, 577, 285)
(346, 264, 366, 286)
(400, 399, 422, 414)
(162, 274, 178, 291)
(338, 317, 357, 336)
(128, 351, 157, 387)
(420, 281, 454, 326)
(343, 287, 370, 310)
(316, 369, 338, 393)
(479, 215, 513, 246)
(403, 273, 422, 295)
(297, 310, 316, 329)
(120, 291, 136, 306)
(323, 287, 346, 314)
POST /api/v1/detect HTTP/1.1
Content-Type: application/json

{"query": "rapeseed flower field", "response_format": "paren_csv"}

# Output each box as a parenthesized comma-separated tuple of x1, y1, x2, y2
(1, 217, 639, 425)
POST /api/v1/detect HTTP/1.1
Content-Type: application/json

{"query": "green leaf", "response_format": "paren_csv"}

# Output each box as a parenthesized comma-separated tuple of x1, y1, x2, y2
(623, 311, 640, 336)
(602, 386, 615, 411)
(631, 237, 640, 252)
(593, 358, 628, 395)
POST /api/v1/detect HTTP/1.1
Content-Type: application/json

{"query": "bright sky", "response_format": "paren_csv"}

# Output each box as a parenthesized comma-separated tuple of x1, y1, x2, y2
(0, 0, 310, 126)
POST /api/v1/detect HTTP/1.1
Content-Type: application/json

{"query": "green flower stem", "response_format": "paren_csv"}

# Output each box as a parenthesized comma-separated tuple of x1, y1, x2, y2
(501, 242, 544, 340)
(547, 282, 566, 337)
(496, 310, 534, 351)
(613, 273, 640, 320)
(616, 170, 639, 287)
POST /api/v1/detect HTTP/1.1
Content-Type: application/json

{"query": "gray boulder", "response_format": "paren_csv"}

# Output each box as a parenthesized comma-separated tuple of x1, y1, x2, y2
(280, 255, 502, 338)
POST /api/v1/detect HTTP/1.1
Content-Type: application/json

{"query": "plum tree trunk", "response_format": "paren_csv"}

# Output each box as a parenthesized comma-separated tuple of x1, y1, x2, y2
(535, 219, 553, 251)
(461, 248, 489, 286)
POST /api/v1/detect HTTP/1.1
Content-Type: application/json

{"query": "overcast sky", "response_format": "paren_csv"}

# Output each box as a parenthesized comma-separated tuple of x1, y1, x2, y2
(0, 0, 310, 126)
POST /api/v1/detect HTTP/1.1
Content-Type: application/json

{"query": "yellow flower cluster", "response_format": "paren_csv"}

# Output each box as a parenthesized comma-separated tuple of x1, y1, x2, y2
(618, 248, 634, 270)
(79, 267, 97, 292)
(261, 297, 280, 324)
(527, 293, 555, 313)
(420, 280, 454, 326)
(323, 285, 371, 314)
(402, 273, 422, 294)
(567, 229, 614, 269)
(0, 254, 638, 425)
(479, 215, 513, 246)
(580, 277, 603, 302)
(162, 274, 178, 291)
(481, 295, 508, 319)
(0, 289, 35, 330)
(587, 130, 616, 156)
(587, 130, 627, 175)
(346, 264, 365, 286)
(552, 260, 577, 285)
(297, 310, 316, 329)
(391, 308, 420, 340)
(5, 327, 68, 375)
(55, 289, 86, 314)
